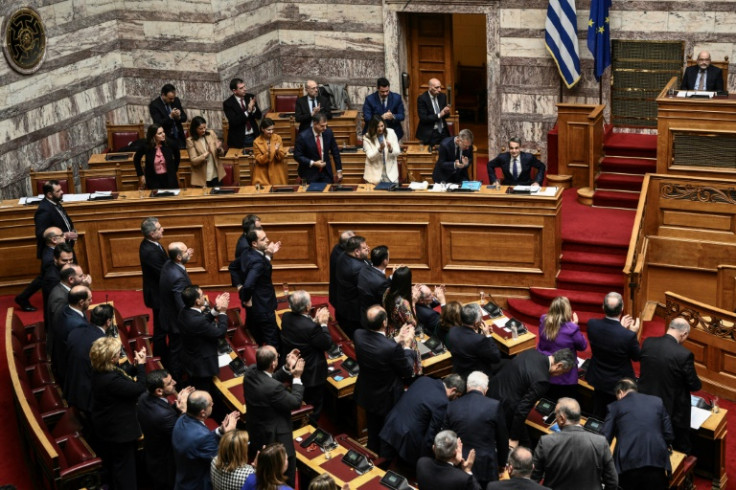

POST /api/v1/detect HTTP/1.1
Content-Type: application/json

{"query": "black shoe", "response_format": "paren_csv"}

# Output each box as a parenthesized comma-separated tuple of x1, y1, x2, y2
(15, 296, 37, 312)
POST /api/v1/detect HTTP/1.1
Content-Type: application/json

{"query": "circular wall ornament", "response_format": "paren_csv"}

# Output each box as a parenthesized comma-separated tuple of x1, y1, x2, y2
(3, 7, 47, 75)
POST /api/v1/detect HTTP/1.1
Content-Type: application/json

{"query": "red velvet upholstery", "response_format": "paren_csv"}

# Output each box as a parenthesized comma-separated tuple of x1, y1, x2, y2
(56, 434, 103, 479)
(275, 95, 298, 113)
(11, 314, 41, 345)
(327, 321, 349, 343)
(340, 341, 356, 360)
(29, 362, 56, 391)
(51, 408, 84, 439)
(231, 328, 255, 351)
(446, 119, 456, 137)
(26, 342, 49, 364)
(111, 132, 139, 151)
(124, 314, 150, 339)
(227, 307, 243, 329)
(222, 164, 234, 186)
(84, 176, 117, 193)
(242, 344, 257, 366)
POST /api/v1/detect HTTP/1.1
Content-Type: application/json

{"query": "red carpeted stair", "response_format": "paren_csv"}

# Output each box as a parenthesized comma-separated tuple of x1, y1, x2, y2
(592, 132, 657, 209)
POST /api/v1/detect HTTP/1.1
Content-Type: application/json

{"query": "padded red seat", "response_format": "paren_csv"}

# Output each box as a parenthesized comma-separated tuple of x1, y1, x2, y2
(123, 314, 150, 339)
(35, 179, 70, 195)
(84, 176, 117, 193)
(11, 314, 43, 345)
(275, 96, 298, 113)
(222, 164, 234, 186)
(50, 407, 84, 439)
(55, 434, 102, 480)
(130, 337, 153, 357)
(29, 362, 56, 391)
(232, 328, 255, 351)
(227, 307, 243, 329)
(327, 321, 349, 343)
(144, 357, 164, 374)
(111, 132, 139, 151)
(242, 344, 257, 366)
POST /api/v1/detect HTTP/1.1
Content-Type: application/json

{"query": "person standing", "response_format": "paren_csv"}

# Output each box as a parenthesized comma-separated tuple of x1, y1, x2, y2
(149, 83, 188, 148)
(139, 217, 168, 360)
(159, 242, 193, 382)
(134, 124, 181, 189)
(239, 228, 279, 348)
(415, 78, 451, 146)
(223, 78, 262, 148)
(187, 116, 225, 188)
(252, 118, 288, 186)
(294, 80, 332, 133)
(362, 77, 405, 141)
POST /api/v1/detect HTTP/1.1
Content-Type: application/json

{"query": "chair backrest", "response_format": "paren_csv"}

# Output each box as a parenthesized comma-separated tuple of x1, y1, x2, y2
(30, 168, 75, 196)
(445, 112, 460, 137)
(222, 118, 229, 151)
(106, 121, 145, 152)
(79, 164, 121, 193)
(270, 85, 303, 113)
(686, 55, 729, 90)
(221, 163, 241, 186)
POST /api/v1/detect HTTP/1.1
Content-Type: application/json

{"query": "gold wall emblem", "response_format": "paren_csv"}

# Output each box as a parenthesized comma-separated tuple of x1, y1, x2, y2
(3, 7, 47, 75)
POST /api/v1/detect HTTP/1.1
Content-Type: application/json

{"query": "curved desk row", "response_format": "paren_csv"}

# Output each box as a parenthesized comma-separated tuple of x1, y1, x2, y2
(1, 186, 562, 298)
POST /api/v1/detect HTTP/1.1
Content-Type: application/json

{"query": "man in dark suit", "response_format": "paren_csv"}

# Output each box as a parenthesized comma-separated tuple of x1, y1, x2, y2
(280, 290, 331, 426)
(16, 224, 65, 312)
(171, 391, 239, 490)
(380, 374, 464, 467)
(447, 304, 501, 379)
(639, 317, 702, 454)
(603, 378, 674, 489)
(329, 230, 354, 308)
(178, 286, 229, 397)
(354, 305, 417, 452)
(223, 77, 262, 148)
(64, 303, 111, 417)
(46, 263, 88, 351)
(42, 243, 75, 330)
(149, 83, 188, 148)
(416, 430, 481, 490)
(242, 345, 305, 487)
(415, 78, 451, 146)
(444, 371, 508, 487)
(532, 398, 618, 489)
(362, 77, 405, 140)
(137, 371, 191, 490)
(357, 245, 391, 327)
(139, 217, 168, 360)
(433, 130, 474, 184)
(415, 284, 445, 337)
(159, 241, 193, 382)
(293, 113, 343, 184)
(585, 292, 641, 418)
(334, 235, 370, 339)
(294, 79, 332, 133)
(52, 285, 92, 387)
(487, 447, 550, 489)
(681, 50, 724, 91)
(487, 137, 546, 187)
(488, 348, 575, 447)
(239, 228, 279, 348)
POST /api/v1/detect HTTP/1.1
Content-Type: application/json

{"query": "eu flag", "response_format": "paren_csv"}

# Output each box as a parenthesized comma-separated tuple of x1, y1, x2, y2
(587, 0, 612, 80)
(545, 0, 581, 89)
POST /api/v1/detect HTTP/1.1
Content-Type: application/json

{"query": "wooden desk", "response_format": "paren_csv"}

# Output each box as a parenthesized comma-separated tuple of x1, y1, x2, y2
(89, 150, 192, 190)
(1, 186, 562, 298)
(475, 300, 537, 356)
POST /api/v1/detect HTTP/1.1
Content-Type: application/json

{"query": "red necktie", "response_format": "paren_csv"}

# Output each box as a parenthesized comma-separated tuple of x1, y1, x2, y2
(316, 135, 323, 172)
(240, 98, 252, 131)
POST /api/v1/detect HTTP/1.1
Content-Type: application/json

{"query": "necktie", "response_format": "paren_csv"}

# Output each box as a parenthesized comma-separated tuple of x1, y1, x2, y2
(698, 70, 706, 90)
(311, 98, 316, 111)
(432, 97, 442, 131)
(382, 98, 387, 109)
(241, 97, 252, 132)
(513, 158, 520, 179)
(56, 205, 72, 232)
(316, 135, 323, 172)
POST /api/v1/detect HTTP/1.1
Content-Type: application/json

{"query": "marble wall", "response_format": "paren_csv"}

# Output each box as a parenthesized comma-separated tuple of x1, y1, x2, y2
(1, 0, 734, 198)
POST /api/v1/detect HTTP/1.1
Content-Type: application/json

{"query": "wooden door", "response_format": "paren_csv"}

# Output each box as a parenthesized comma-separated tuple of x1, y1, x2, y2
(407, 14, 454, 142)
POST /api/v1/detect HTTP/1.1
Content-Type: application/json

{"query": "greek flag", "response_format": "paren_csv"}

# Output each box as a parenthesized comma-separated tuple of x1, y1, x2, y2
(545, 0, 581, 89)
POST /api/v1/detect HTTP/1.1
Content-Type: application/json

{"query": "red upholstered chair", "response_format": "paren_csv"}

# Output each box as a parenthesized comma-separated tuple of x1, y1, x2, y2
(106, 121, 144, 152)
(241, 344, 257, 366)
(37, 385, 68, 424)
(29, 362, 56, 392)
(231, 328, 255, 354)
(30, 168, 75, 196)
(50, 407, 84, 439)
(270, 85, 303, 113)
(221, 163, 241, 186)
(327, 320, 349, 344)
(11, 313, 43, 346)
(80, 164, 122, 193)
(54, 433, 103, 481)
(123, 314, 150, 339)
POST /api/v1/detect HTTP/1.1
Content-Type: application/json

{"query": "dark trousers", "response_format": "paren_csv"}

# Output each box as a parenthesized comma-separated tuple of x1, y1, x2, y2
(619, 466, 668, 490)
(335, 312, 359, 340)
(102, 439, 138, 490)
(422, 128, 449, 147)
(150, 308, 169, 362)
(303, 384, 325, 426)
(592, 389, 617, 419)
(243, 133, 256, 148)
(16, 274, 42, 304)
(206, 177, 220, 188)
(365, 410, 386, 453)
(168, 332, 183, 383)
(249, 310, 280, 349)
(673, 424, 692, 455)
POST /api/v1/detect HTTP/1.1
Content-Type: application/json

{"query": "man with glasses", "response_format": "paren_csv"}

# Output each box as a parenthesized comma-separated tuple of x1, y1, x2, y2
(416, 78, 451, 146)
(681, 50, 724, 92)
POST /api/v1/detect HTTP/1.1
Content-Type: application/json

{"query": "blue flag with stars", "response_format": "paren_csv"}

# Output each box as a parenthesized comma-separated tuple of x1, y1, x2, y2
(587, 0, 611, 80)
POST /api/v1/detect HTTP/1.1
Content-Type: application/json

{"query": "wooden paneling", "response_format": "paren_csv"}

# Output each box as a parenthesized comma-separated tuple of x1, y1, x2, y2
(555, 104, 604, 189)
(716, 265, 736, 311)
(0, 187, 562, 298)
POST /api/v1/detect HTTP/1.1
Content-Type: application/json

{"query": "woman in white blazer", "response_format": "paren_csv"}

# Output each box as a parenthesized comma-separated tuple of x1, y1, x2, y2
(362, 115, 400, 184)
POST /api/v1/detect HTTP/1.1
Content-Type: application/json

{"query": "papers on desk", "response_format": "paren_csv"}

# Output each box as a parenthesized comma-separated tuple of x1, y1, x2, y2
(19, 195, 43, 205)
(677, 90, 716, 98)
(60, 193, 92, 202)
(510, 186, 558, 196)
(690, 406, 712, 429)
(408, 181, 429, 190)
(430, 182, 458, 192)
(218, 353, 233, 368)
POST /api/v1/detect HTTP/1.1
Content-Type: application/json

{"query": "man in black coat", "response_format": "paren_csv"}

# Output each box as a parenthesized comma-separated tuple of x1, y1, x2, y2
(354, 305, 417, 452)
(159, 242, 193, 382)
(42, 243, 75, 330)
(178, 286, 229, 397)
(415, 284, 445, 337)
(681, 51, 724, 91)
(487, 137, 546, 187)
(416, 430, 481, 490)
(137, 370, 194, 490)
(242, 345, 304, 487)
(149, 83, 188, 148)
(293, 113, 343, 184)
(357, 244, 390, 328)
(488, 348, 575, 447)
(328, 230, 354, 308)
(603, 378, 674, 489)
(639, 317, 702, 454)
(52, 285, 92, 387)
(46, 263, 89, 352)
(380, 374, 464, 467)
(486, 447, 550, 489)
(415, 78, 451, 146)
(432, 130, 474, 184)
(444, 371, 508, 487)
(223, 78, 262, 148)
(280, 290, 331, 425)
(239, 228, 279, 348)
(139, 217, 168, 360)
(334, 235, 370, 339)
(294, 80, 332, 133)
(585, 291, 641, 418)
(447, 304, 501, 379)
(16, 224, 65, 312)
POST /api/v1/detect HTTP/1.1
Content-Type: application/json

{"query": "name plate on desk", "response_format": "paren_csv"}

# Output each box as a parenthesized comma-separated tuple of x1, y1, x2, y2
(151, 189, 180, 197)
(307, 182, 329, 192)
(88, 192, 117, 201)
(270, 185, 299, 193)
(211, 187, 238, 194)
(330, 185, 357, 192)
(105, 152, 133, 161)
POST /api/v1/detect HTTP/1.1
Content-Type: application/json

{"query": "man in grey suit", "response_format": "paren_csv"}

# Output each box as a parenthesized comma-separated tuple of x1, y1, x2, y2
(531, 398, 618, 489)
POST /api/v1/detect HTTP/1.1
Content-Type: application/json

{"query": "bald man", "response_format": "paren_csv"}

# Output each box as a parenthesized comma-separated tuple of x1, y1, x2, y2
(15, 226, 66, 311)
(416, 78, 451, 146)
(159, 242, 193, 382)
(681, 50, 724, 92)
(294, 79, 333, 133)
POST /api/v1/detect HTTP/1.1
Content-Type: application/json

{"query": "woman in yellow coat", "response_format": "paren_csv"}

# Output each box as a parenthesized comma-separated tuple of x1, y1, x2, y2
(186, 116, 225, 187)
(252, 118, 288, 186)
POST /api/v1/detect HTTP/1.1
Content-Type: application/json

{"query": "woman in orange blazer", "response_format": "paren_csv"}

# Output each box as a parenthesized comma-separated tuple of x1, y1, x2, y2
(186, 116, 225, 187)
(252, 118, 288, 186)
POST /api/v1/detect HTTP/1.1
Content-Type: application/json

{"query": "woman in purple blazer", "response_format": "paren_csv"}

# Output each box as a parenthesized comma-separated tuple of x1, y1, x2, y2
(537, 296, 587, 401)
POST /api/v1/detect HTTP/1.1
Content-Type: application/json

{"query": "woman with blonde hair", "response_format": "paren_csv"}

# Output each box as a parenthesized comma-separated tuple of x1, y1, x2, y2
(240, 442, 292, 490)
(362, 115, 400, 184)
(90, 336, 147, 490)
(211, 430, 255, 490)
(252, 118, 288, 186)
(537, 296, 587, 401)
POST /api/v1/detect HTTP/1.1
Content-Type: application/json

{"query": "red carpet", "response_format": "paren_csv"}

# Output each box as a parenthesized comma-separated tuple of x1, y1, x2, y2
(593, 132, 657, 209)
